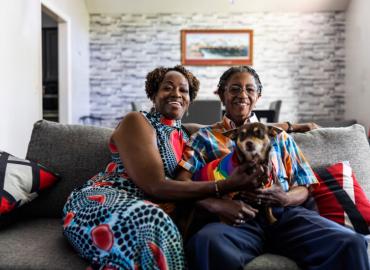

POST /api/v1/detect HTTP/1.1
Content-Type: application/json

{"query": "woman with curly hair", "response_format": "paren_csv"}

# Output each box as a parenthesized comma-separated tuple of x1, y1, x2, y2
(62, 66, 267, 270)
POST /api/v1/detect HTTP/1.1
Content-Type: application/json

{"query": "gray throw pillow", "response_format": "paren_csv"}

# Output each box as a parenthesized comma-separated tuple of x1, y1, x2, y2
(291, 124, 370, 198)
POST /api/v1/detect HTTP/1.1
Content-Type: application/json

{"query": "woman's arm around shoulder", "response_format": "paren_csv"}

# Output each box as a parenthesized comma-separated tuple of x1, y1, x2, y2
(181, 123, 207, 137)
(270, 122, 322, 133)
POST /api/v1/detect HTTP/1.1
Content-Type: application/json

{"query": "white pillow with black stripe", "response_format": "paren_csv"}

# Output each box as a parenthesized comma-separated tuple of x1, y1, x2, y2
(0, 151, 60, 215)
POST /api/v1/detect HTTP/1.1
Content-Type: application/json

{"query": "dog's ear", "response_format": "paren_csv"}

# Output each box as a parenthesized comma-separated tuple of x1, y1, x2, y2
(267, 126, 283, 138)
(222, 129, 238, 141)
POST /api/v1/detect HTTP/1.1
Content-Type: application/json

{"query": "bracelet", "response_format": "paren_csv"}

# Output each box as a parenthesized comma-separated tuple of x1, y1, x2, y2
(215, 180, 220, 197)
(284, 121, 293, 133)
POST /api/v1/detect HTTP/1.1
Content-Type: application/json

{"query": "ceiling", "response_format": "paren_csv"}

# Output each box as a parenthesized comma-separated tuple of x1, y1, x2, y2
(85, 0, 351, 14)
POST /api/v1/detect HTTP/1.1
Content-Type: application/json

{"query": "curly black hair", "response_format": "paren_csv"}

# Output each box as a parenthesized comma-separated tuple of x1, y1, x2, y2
(145, 65, 200, 103)
(217, 66, 263, 96)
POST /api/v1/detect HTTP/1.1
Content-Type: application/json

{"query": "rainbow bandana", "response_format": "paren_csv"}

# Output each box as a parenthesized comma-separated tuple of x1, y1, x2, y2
(192, 150, 273, 196)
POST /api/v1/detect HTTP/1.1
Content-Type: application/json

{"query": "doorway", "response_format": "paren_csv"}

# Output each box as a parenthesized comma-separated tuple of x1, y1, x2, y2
(42, 12, 59, 122)
(40, 4, 71, 124)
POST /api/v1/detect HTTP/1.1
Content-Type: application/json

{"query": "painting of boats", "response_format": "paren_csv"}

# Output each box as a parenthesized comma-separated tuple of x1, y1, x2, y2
(181, 30, 253, 66)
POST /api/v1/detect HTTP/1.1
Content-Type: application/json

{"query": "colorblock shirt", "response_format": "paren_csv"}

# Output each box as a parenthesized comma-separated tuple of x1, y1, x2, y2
(178, 114, 319, 192)
(192, 150, 274, 197)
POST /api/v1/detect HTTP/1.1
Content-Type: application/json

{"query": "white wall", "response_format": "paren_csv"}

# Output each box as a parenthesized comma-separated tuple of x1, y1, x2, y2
(345, 0, 370, 136)
(0, 0, 89, 158)
(0, 0, 41, 158)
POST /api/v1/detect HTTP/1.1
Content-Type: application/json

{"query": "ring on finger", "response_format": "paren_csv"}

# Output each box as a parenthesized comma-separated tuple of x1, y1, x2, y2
(256, 198, 262, 205)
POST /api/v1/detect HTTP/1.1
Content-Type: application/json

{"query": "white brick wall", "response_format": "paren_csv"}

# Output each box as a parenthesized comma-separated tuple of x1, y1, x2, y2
(90, 12, 345, 127)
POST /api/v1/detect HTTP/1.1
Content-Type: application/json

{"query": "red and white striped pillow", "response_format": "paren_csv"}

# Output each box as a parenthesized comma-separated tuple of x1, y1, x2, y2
(305, 161, 370, 235)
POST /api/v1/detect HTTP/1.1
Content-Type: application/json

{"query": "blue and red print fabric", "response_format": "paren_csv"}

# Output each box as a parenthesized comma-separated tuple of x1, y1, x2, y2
(62, 108, 189, 270)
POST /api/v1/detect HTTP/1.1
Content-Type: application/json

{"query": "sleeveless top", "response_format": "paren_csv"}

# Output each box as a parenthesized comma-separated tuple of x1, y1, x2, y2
(81, 108, 190, 217)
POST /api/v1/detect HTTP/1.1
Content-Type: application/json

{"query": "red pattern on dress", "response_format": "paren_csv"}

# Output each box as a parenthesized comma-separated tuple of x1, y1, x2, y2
(91, 224, 114, 252)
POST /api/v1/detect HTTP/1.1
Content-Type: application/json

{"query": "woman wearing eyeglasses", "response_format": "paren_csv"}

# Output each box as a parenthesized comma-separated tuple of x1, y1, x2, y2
(177, 66, 369, 270)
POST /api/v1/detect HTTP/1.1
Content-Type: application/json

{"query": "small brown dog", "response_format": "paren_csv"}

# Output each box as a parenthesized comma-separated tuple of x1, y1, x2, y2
(222, 122, 283, 224)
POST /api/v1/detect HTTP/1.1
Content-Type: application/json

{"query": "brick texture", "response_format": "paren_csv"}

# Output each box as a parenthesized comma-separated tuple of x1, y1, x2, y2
(90, 12, 345, 127)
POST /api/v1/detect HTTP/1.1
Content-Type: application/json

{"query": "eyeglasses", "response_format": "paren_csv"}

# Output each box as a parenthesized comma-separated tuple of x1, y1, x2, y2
(225, 85, 258, 97)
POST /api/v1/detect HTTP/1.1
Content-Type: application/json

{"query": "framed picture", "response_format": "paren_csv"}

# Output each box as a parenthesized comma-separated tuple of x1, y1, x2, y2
(181, 29, 253, 66)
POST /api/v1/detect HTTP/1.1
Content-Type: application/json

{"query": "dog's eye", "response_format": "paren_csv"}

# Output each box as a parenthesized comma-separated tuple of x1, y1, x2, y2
(239, 132, 245, 138)
(256, 130, 263, 136)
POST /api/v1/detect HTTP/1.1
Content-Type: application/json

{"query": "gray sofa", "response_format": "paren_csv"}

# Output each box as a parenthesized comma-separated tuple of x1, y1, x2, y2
(1, 120, 370, 270)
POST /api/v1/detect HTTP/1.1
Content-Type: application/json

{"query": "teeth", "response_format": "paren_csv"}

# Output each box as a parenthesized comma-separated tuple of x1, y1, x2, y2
(168, 102, 181, 105)
(236, 103, 248, 105)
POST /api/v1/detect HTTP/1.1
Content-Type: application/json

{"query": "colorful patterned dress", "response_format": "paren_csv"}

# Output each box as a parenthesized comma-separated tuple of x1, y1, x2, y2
(62, 108, 189, 270)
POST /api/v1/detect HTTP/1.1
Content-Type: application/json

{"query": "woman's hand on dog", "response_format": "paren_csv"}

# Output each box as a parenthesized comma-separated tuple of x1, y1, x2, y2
(226, 162, 269, 192)
(212, 199, 259, 227)
(240, 168, 290, 207)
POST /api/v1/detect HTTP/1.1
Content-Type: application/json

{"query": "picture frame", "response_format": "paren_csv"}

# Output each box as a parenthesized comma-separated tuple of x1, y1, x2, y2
(181, 29, 253, 66)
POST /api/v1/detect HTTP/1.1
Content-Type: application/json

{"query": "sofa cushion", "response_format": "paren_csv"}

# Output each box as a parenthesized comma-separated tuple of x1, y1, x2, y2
(23, 120, 113, 218)
(291, 125, 370, 199)
(306, 161, 370, 234)
(0, 151, 59, 215)
(0, 218, 302, 270)
(244, 254, 302, 270)
(0, 218, 89, 270)
(0, 209, 19, 230)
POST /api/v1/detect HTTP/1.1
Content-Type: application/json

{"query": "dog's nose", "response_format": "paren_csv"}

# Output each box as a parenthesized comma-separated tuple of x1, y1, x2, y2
(246, 141, 253, 147)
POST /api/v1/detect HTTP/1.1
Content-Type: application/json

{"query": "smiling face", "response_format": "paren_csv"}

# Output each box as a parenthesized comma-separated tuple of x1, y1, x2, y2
(153, 71, 190, 120)
(219, 72, 261, 127)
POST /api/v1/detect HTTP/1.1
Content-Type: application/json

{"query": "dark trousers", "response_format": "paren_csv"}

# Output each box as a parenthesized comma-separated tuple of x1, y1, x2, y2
(185, 206, 369, 270)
